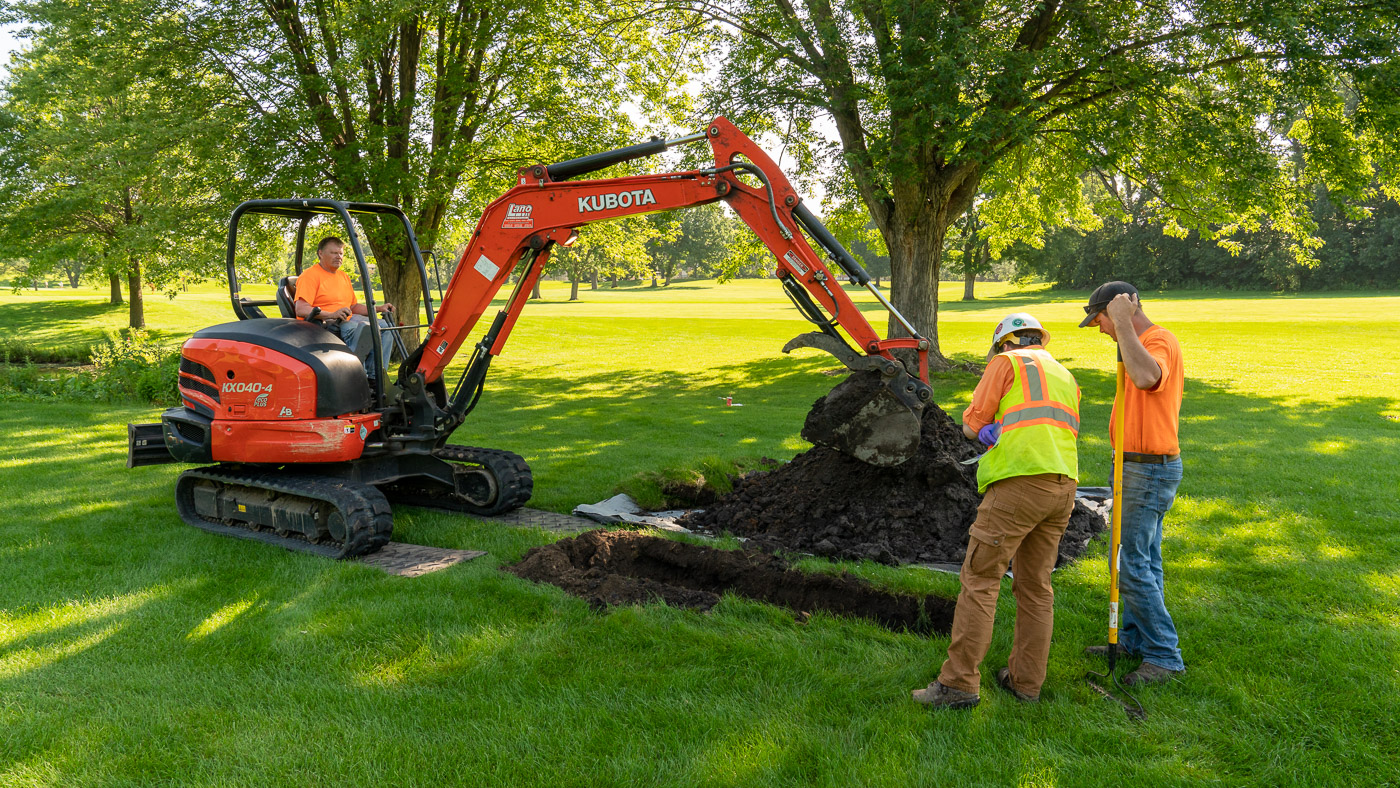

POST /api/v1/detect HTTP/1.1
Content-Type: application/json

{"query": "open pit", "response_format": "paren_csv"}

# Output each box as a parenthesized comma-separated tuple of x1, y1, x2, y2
(507, 372, 1105, 626)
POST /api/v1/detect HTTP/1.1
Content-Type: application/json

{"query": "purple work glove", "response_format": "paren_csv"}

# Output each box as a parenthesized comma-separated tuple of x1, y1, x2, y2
(977, 422, 1002, 447)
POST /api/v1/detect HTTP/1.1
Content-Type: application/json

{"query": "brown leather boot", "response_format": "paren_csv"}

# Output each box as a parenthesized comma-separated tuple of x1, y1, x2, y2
(910, 681, 980, 709)
(996, 668, 1039, 703)
(1122, 662, 1184, 686)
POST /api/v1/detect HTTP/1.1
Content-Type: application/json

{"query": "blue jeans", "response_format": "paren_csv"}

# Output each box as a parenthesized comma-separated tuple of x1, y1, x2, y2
(1114, 458, 1185, 671)
(326, 315, 402, 380)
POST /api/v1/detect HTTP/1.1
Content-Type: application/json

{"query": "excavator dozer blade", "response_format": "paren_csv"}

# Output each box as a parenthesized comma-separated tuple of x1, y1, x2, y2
(784, 333, 928, 467)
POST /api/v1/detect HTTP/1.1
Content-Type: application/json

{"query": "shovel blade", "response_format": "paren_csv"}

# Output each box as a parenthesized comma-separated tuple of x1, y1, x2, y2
(802, 373, 922, 467)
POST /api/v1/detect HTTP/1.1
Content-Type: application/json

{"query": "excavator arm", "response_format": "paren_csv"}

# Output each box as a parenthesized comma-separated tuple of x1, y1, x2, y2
(403, 117, 933, 466)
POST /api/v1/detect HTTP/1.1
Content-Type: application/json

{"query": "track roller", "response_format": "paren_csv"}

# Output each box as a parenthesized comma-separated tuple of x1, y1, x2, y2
(175, 466, 393, 558)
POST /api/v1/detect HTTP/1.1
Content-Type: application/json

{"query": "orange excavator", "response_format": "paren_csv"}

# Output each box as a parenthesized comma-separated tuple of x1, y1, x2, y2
(128, 117, 934, 558)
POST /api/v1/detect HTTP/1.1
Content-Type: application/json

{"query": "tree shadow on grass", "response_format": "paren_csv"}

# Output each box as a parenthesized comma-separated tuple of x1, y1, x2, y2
(0, 297, 122, 334)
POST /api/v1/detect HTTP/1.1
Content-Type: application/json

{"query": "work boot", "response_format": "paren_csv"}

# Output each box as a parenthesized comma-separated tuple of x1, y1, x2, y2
(910, 681, 979, 710)
(995, 668, 1038, 703)
(1084, 643, 1140, 658)
(1122, 662, 1184, 687)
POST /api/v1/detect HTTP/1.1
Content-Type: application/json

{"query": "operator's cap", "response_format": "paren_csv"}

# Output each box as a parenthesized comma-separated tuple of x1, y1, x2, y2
(1078, 281, 1139, 327)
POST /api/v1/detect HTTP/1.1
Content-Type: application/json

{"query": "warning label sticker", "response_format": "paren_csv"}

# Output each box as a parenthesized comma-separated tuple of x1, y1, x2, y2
(784, 251, 809, 276)
(474, 254, 500, 281)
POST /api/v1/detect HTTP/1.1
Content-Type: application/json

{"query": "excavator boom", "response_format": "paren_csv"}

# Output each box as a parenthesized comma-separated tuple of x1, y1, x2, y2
(406, 117, 933, 466)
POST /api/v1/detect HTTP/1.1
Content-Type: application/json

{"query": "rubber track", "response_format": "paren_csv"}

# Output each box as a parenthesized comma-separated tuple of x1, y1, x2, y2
(381, 445, 533, 517)
(176, 466, 393, 559)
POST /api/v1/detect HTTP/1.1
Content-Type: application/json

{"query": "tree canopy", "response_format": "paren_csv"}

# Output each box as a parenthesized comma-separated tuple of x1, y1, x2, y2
(0, 0, 237, 327)
(682, 0, 1400, 361)
(198, 0, 698, 339)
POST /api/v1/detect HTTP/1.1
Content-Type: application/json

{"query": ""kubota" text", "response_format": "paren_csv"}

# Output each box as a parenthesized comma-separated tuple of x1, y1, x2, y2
(578, 189, 657, 213)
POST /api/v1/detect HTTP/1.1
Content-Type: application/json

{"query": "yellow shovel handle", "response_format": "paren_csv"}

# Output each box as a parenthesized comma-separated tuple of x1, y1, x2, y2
(1109, 355, 1125, 646)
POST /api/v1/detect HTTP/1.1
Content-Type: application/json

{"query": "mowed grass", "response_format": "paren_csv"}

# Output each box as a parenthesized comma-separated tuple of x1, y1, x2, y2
(1, 279, 1398, 786)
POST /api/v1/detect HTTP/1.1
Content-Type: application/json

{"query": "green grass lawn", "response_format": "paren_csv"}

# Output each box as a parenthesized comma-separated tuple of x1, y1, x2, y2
(1, 279, 1398, 786)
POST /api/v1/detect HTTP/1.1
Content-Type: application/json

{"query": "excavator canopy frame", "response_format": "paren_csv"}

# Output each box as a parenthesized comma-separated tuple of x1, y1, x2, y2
(222, 198, 437, 408)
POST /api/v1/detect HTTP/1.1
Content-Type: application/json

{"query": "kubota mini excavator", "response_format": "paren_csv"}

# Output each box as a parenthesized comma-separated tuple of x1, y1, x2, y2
(128, 117, 934, 558)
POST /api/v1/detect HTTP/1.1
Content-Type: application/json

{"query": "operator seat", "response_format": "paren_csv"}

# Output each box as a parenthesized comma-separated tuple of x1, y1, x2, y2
(276, 276, 300, 319)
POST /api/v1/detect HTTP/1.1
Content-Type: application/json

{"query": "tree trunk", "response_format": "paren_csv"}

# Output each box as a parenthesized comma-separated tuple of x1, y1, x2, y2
(590, 269, 598, 290)
(67, 269, 81, 288)
(963, 266, 976, 300)
(531, 278, 542, 299)
(884, 219, 948, 365)
(127, 260, 145, 330)
(109, 272, 123, 304)
(569, 273, 580, 301)
(650, 274, 658, 288)
(362, 229, 423, 350)
(664, 270, 672, 286)
(610, 273, 618, 288)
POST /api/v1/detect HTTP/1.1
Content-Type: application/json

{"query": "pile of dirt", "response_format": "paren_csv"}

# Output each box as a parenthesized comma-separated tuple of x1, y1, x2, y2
(681, 373, 1107, 567)
(505, 529, 956, 634)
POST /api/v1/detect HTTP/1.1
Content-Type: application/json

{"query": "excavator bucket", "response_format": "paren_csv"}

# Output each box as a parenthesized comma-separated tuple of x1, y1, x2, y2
(784, 333, 929, 467)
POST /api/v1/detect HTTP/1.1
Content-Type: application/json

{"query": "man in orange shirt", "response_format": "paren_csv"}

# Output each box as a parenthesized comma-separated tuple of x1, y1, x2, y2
(1080, 281, 1186, 687)
(295, 236, 394, 378)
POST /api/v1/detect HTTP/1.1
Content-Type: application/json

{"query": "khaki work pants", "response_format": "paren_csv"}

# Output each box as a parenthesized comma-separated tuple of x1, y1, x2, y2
(937, 472, 1077, 699)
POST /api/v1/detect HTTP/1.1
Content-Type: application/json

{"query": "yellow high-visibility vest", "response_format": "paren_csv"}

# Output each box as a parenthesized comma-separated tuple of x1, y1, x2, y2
(977, 348, 1081, 493)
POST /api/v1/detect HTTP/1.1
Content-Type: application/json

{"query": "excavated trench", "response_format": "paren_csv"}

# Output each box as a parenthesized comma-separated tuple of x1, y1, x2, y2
(506, 371, 1105, 630)
(505, 529, 956, 635)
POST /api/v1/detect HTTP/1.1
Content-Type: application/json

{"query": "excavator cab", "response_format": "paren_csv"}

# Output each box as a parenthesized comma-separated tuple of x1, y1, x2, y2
(221, 199, 436, 408)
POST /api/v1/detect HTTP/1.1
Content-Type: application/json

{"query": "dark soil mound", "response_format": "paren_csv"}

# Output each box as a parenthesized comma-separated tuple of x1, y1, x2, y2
(681, 376, 1107, 567)
(505, 529, 956, 635)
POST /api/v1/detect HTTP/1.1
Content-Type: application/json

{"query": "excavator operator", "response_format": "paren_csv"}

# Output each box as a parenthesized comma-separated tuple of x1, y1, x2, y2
(294, 236, 395, 380)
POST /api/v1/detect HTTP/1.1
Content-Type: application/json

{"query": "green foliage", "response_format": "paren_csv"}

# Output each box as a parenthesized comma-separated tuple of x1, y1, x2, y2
(688, 0, 1400, 355)
(0, 0, 240, 328)
(205, 0, 703, 337)
(644, 204, 738, 284)
(1015, 189, 1400, 291)
(0, 330, 178, 404)
(552, 215, 658, 297)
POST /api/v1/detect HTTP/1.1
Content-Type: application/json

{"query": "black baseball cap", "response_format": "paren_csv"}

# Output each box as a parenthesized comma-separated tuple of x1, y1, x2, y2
(1078, 281, 1139, 327)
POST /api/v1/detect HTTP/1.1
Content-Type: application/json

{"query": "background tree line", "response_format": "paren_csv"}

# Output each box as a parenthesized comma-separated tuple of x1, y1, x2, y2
(1012, 178, 1400, 290)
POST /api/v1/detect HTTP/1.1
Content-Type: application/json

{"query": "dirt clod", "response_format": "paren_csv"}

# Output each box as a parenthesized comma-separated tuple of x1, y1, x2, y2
(681, 373, 1107, 567)
(505, 529, 956, 634)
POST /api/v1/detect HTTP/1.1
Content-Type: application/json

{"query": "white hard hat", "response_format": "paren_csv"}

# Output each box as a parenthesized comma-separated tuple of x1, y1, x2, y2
(991, 313, 1049, 352)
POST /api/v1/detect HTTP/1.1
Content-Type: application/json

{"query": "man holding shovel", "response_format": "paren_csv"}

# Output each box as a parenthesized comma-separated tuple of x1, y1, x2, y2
(912, 313, 1081, 709)
(1080, 282, 1186, 686)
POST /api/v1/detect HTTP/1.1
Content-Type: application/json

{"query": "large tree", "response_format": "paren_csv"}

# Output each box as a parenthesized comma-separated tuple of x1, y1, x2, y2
(645, 203, 736, 284)
(0, 0, 235, 328)
(206, 0, 695, 343)
(678, 0, 1400, 363)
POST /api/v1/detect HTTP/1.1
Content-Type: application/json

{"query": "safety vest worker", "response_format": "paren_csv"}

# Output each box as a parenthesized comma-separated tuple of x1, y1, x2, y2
(912, 312, 1082, 710)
